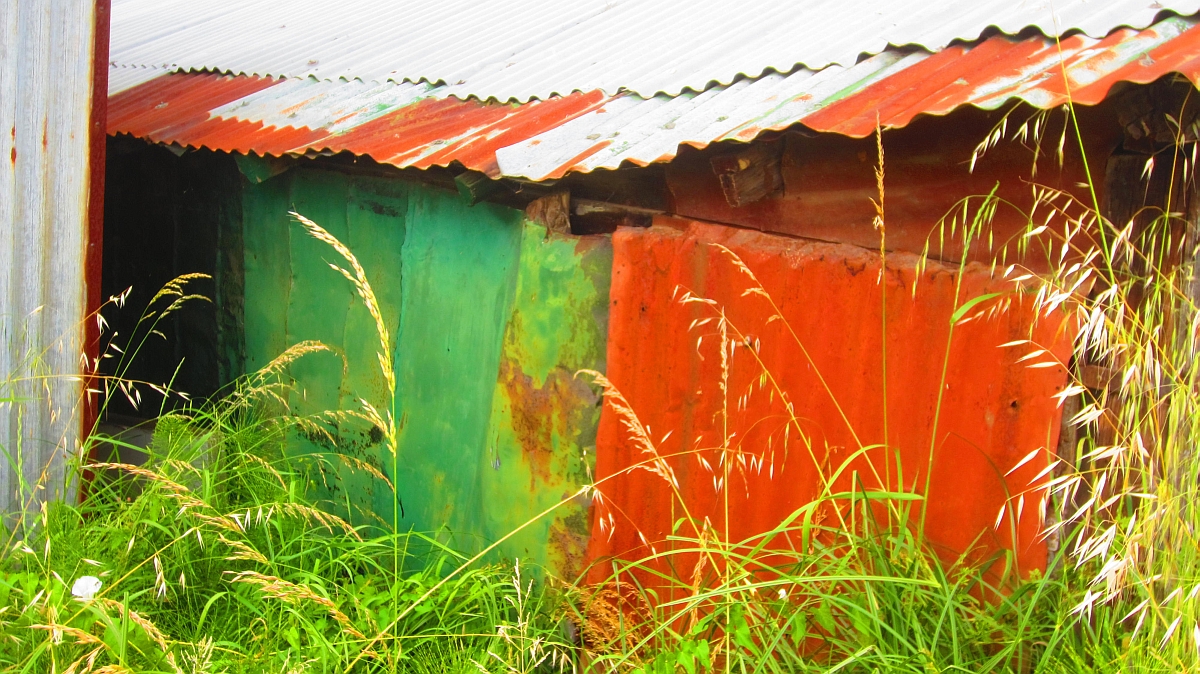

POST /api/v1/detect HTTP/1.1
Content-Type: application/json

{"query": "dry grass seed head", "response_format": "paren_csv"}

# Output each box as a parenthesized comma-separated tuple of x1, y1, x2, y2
(219, 533, 269, 565)
(29, 623, 104, 647)
(577, 369, 678, 490)
(330, 452, 393, 491)
(227, 570, 364, 639)
(273, 502, 361, 540)
(291, 213, 394, 389)
(256, 341, 341, 381)
(61, 647, 105, 674)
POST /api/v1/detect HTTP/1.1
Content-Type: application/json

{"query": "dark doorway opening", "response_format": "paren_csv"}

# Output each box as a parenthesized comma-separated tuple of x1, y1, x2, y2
(100, 136, 243, 423)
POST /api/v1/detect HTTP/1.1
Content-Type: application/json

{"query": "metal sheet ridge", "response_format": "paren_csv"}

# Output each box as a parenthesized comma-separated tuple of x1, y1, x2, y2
(110, 0, 1200, 101)
(108, 16, 1200, 181)
(497, 15, 1200, 179)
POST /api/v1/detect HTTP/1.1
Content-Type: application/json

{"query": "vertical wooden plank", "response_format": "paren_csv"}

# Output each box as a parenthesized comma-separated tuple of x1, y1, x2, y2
(214, 162, 245, 389)
(277, 170, 356, 515)
(244, 168, 412, 524)
(285, 170, 353, 426)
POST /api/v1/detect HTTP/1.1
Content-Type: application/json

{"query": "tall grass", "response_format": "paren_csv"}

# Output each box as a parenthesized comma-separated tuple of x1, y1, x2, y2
(978, 101, 1200, 670)
(0, 225, 575, 672)
(571, 153, 1063, 671)
(6, 92, 1200, 673)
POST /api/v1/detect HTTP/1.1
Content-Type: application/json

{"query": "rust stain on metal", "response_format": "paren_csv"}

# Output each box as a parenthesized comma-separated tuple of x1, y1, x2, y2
(803, 18, 1200, 137)
(495, 356, 583, 487)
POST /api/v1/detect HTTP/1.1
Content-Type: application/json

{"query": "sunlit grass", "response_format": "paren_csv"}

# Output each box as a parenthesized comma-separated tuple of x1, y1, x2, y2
(5, 94, 1200, 672)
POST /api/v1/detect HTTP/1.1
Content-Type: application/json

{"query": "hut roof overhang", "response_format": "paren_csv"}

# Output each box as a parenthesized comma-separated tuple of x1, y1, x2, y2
(108, 1, 1200, 181)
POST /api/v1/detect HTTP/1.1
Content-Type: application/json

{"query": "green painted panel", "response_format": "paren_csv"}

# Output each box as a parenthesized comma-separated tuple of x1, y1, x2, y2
(286, 170, 353, 425)
(242, 176, 292, 373)
(387, 189, 524, 550)
(337, 180, 407, 523)
(481, 223, 611, 578)
(242, 169, 406, 523)
(241, 171, 611, 573)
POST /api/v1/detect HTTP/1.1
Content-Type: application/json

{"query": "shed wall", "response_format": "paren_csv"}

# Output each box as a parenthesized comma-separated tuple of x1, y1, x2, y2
(0, 0, 101, 518)
(115, 146, 1078, 582)
(236, 167, 1074, 580)
(587, 219, 1075, 586)
(241, 171, 608, 577)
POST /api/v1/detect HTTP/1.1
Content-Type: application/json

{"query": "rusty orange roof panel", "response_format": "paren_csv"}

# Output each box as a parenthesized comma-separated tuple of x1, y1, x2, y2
(108, 72, 608, 176)
(802, 17, 1200, 136)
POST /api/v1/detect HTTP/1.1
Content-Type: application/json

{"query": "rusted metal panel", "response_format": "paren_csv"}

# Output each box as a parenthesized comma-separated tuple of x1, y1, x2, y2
(481, 223, 611, 579)
(110, 14, 1200, 182)
(81, 0, 111, 501)
(1, 0, 102, 517)
(110, 0, 1199, 101)
(802, 16, 1200, 137)
(499, 16, 1200, 180)
(107, 72, 606, 177)
(587, 219, 1074, 584)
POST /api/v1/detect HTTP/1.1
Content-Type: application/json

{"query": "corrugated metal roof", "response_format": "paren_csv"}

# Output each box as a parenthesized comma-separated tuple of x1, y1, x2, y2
(108, 72, 608, 176)
(503, 15, 1200, 179)
(108, 15, 1200, 180)
(110, 0, 1200, 102)
(108, 63, 167, 95)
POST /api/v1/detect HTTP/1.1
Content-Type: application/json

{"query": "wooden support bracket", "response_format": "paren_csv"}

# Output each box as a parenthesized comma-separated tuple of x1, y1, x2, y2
(710, 140, 783, 208)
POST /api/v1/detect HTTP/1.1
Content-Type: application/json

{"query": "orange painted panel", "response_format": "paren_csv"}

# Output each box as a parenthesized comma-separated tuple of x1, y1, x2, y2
(587, 219, 1074, 586)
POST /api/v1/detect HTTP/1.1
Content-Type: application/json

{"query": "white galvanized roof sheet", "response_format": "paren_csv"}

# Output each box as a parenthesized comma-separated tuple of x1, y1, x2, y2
(498, 14, 1200, 179)
(108, 64, 168, 96)
(110, 0, 1200, 102)
(494, 52, 920, 179)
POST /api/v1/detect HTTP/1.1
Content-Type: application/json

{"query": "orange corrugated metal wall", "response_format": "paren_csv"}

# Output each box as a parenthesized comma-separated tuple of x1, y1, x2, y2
(586, 217, 1074, 585)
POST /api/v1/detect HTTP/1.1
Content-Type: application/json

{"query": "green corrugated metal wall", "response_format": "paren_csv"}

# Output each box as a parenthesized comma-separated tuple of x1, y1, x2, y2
(242, 167, 608, 578)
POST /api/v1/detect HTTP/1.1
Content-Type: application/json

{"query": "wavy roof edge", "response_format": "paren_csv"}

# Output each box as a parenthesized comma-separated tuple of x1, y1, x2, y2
(112, 11, 1200, 104)
(107, 15, 1200, 183)
(108, 0, 1200, 102)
